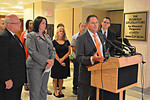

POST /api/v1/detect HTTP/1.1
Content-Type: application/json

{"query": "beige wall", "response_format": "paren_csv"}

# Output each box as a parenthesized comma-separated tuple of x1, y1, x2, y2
(54, 8, 73, 42)
(124, 0, 150, 88)
(41, 1, 55, 24)
(74, 7, 82, 34)
(23, 4, 34, 30)
(24, 1, 54, 31)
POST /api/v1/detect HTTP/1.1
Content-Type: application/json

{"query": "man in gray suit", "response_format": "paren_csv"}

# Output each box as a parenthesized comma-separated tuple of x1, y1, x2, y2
(76, 15, 106, 100)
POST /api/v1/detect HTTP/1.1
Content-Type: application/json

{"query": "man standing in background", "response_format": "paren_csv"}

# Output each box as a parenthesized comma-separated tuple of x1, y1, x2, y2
(0, 18, 5, 32)
(0, 14, 26, 100)
(98, 17, 116, 55)
(71, 22, 86, 95)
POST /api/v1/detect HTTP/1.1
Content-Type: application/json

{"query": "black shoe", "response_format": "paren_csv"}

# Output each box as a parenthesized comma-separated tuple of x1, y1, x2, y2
(62, 86, 65, 89)
(53, 93, 61, 98)
(73, 89, 77, 95)
(59, 92, 64, 97)
(47, 90, 52, 95)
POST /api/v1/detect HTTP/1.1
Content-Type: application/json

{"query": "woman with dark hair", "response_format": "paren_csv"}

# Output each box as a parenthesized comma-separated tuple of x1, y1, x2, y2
(20, 20, 33, 59)
(20, 19, 33, 91)
(51, 26, 71, 98)
(26, 16, 55, 100)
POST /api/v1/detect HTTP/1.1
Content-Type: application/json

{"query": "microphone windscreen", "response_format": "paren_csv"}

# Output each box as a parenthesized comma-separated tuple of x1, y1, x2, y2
(123, 38, 131, 46)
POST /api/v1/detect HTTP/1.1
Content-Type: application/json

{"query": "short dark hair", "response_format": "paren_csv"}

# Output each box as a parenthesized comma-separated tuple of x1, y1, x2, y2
(26, 20, 32, 30)
(86, 15, 98, 23)
(33, 16, 47, 32)
(103, 17, 111, 23)
(79, 22, 86, 27)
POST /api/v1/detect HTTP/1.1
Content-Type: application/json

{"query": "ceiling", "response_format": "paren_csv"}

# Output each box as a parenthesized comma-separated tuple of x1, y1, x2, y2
(0, 0, 124, 17)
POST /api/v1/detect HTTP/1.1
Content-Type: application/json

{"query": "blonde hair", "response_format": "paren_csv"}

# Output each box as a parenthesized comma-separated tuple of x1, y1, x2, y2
(55, 26, 67, 41)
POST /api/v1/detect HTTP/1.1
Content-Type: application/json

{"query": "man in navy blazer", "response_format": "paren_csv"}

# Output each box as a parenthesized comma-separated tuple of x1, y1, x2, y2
(0, 14, 26, 100)
(76, 15, 106, 100)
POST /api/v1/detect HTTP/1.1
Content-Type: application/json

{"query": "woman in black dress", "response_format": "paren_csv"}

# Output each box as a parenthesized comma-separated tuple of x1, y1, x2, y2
(51, 26, 71, 97)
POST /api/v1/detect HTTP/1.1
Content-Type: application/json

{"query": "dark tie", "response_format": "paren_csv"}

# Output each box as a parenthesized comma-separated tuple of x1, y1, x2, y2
(14, 34, 22, 46)
(104, 31, 106, 37)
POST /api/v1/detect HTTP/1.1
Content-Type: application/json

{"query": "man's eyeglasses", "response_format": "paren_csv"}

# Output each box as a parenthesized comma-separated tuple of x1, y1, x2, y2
(103, 21, 110, 24)
(7, 22, 21, 25)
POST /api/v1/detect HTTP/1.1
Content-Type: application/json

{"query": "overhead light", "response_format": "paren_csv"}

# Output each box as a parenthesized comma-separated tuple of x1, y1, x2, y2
(11, 11, 17, 13)
(18, 2, 23, 4)
(11, 13, 24, 15)
(11, 6, 23, 9)
(0, 10, 10, 12)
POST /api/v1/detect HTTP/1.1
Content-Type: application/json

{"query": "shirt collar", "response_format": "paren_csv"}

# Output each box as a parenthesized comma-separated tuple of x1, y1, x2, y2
(6, 28, 15, 36)
(101, 28, 108, 34)
(88, 29, 98, 37)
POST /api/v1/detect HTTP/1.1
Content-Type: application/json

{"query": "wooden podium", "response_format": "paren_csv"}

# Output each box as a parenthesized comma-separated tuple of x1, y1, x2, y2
(88, 55, 142, 100)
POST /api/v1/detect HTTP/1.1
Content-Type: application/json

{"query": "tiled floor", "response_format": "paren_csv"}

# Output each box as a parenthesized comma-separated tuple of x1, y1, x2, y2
(21, 63, 150, 100)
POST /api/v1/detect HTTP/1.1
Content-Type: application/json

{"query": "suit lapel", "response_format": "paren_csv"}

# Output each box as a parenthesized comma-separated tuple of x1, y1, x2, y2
(107, 30, 111, 40)
(6, 29, 23, 49)
(86, 31, 97, 52)
(5, 29, 26, 57)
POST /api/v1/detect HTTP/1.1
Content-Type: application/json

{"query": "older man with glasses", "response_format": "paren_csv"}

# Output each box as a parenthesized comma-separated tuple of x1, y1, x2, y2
(0, 14, 26, 100)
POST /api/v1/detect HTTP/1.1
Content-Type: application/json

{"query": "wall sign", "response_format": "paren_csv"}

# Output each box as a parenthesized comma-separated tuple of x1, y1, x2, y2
(124, 12, 147, 41)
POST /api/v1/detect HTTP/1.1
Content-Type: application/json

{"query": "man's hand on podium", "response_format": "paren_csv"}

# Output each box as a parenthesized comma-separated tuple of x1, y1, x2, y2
(92, 52, 104, 62)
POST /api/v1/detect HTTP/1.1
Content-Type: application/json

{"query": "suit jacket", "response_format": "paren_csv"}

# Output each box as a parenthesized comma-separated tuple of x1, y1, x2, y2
(98, 29, 116, 55)
(76, 30, 106, 85)
(0, 28, 26, 89)
(26, 32, 55, 70)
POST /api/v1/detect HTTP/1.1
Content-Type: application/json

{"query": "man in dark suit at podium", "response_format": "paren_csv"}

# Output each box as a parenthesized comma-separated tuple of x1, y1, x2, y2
(0, 14, 26, 100)
(98, 17, 116, 55)
(76, 15, 106, 100)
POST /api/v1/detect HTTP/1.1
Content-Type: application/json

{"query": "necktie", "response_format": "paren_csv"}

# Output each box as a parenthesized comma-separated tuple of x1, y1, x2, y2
(14, 34, 22, 47)
(14, 34, 20, 43)
(93, 34, 102, 57)
(104, 31, 106, 37)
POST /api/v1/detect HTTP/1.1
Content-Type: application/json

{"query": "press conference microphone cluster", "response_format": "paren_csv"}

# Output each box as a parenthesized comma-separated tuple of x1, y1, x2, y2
(101, 36, 125, 53)
(100, 36, 132, 57)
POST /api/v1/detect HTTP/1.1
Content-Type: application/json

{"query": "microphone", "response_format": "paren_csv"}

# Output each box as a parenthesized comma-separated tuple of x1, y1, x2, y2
(112, 40, 126, 47)
(100, 35, 125, 54)
(123, 38, 136, 55)
(103, 47, 110, 62)
(123, 38, 131, 46)
(112, 40, 129, 51)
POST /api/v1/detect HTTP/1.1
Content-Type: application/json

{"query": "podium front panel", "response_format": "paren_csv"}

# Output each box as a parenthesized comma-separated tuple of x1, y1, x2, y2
(118, 64, 138, 89)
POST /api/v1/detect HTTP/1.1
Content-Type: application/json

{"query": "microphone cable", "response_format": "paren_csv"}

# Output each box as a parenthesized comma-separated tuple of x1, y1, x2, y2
(140, 54, 145, 100)
(136, 53, 145, 100)
(100, 61, 105, 100)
